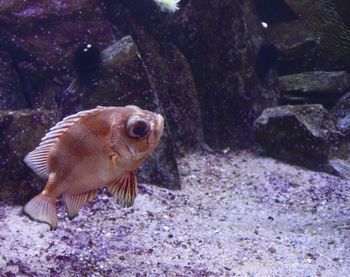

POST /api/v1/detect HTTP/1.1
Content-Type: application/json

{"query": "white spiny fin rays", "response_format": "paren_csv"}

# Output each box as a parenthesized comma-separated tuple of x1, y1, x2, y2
(23, 106, 106, 178)
(107, 172, 137, 207)
(23, 174, 58, 229)
(62, 190, 98, 220)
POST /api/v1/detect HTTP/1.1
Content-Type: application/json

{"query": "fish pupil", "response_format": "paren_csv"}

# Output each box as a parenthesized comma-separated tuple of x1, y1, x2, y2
(133, 124, 147, 137)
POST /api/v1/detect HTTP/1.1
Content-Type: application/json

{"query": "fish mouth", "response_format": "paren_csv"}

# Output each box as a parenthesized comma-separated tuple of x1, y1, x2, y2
(156, 113, 164, 134)
(147, 113, 164, 144)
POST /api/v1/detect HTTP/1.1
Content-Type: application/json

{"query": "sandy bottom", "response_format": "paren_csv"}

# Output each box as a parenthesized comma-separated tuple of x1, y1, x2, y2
(0, 150, 349, 276)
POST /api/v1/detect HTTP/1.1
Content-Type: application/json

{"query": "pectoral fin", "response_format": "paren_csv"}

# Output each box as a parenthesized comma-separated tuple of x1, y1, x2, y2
(62, 190, 98, 220)
(107, 172, 137, 207)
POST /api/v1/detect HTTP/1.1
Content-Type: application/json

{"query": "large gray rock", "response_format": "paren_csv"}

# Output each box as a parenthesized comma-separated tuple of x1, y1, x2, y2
(0, 51, 27, 109)
(267, 20, 325, 75)
(331, 91, 350, 134)
(267, 1, 350, 74)
(280, 71, 350, 94)
(279, 71, 350, 107)
(104, 0, 204, 150)
(0, 0, 115, 109)
(253, 0, 298, 23)
(60, 36, 180, 190)
(334, 0, 350, 28)
(255, 101, 350, 179)
(328, 92, 350, 178)
(0, 109, 58, 204)
(254, 104, 339, 171)
(169, 0, 279, 149)
(285, 0, 350, 68)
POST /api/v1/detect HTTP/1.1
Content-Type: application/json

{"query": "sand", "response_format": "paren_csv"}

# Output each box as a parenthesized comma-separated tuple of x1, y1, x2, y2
(0, 150, 349, 276)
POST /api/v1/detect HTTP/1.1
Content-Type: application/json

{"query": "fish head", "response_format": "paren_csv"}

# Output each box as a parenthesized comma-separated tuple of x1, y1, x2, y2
(110, 105, 164, 167)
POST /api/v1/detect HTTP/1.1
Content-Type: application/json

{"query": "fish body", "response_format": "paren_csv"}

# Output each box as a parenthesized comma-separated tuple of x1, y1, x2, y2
(23, 105, 164, 228)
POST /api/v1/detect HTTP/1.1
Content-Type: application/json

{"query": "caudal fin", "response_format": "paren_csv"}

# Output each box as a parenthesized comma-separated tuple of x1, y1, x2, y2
(23, 192, 58, 229)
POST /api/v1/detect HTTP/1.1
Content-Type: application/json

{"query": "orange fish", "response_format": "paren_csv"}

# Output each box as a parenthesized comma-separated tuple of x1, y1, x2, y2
(23, 105, 164, 228)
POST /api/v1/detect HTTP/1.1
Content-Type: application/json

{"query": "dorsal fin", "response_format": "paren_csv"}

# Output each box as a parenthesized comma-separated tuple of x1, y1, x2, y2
(24, 106, 106, 178)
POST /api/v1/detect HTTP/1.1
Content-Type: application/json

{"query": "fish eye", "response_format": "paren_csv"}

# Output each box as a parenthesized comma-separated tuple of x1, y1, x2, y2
(126, 118, 151, 139)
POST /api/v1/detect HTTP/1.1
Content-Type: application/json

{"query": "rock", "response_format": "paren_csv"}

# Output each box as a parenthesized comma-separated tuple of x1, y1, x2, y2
(327, 92, 350, 178)
(328, 158, 350, 180)
(254, 104, 339, 171)
(268, 1, 350, 74)
(280, 71, 350, 94)
(279, 71, 350, 108)
(267, 20, 326, 75)
(170, 0, 279, 149)
(253, 0, 298, 24)
(333, 0, 350, 28)
(260, 92, 350, 179)
(0, 109, 58, 204)
(0, 0, 115, 109)
(104, 0, 204, 150)
(0, 50, 27, 109)
(60, 36, 180, 190)
(331, 92, 350, 134)
(285, 0, 350, 68)
(60, 36, 155, 114)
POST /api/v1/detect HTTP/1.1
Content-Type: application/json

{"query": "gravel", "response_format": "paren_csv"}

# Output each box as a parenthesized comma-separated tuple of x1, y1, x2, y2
(0, 150, 349, 276)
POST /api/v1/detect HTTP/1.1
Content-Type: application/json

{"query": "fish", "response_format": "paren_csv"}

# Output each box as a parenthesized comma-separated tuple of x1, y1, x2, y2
(23, 105, 164, 229)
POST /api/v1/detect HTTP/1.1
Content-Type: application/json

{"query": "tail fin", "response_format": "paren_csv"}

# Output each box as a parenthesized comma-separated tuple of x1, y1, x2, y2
(23, 192, 58, 229)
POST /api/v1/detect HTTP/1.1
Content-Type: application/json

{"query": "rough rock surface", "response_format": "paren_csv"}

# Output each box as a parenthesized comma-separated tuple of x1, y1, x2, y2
(0, 51, 27, 109)
(61, 36, 160, 115)
(61, 36, 180, 190)
(327, 92, 350, 179)
(0, 151, 349, 276)
(267, 0, 350, 74)
(253, 0, 298, 23)
(267, 20, 330, 75)
(285, 0, 350, 68)
(280, 71, 350, 95)
(279, 71, 350, 107)
(334, 0, 350, 28)
(0, 0, 115, 109)
(0, 109, 58, 203)
(254, 104, 339, 171)
(170, 0, 279, 149)
(331, 92, 350, 135)
(104, 0, 204, 150)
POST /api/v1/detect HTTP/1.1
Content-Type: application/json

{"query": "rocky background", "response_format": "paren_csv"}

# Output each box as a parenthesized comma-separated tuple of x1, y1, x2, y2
(0, 0, 350, 202)
(1, 1, 350, 276)
(255, 0, 350, 179)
